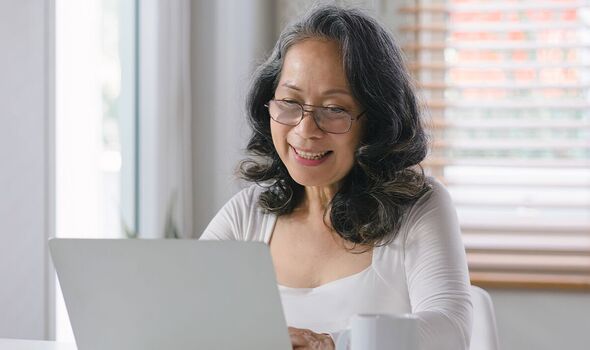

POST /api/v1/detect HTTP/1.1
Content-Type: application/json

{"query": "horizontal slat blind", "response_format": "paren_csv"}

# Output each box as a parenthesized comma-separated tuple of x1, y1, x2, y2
(398, 0, 590, 288)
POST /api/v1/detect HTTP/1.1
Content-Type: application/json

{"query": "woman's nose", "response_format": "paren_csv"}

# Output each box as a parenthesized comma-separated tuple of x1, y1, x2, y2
(294, 110, 323, 138)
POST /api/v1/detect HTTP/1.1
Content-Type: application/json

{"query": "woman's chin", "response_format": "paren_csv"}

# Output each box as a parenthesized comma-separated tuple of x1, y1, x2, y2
(284, 162, 352, 189)
(288, 171, 336, 188)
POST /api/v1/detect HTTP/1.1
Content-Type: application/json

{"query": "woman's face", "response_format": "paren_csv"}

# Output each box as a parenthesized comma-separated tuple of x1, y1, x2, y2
(270, 38, 364, 189)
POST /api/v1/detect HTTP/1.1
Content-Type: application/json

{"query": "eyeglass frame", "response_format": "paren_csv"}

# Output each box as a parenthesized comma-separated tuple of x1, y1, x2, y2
(264, 99, 366, 134)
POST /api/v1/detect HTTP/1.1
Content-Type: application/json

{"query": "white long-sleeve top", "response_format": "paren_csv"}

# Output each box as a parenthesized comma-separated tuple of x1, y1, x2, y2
(200, 178, 472, 349)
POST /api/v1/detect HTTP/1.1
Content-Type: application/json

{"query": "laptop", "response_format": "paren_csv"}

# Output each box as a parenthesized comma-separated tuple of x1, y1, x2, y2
(49, 238, 292, 350)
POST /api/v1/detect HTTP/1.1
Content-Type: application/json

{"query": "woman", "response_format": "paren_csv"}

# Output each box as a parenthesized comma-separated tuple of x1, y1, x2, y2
(200, 5, 472, 350)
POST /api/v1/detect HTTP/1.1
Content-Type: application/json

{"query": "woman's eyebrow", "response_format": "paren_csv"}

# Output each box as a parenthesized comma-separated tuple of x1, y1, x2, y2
(280, 82, 351, 96)
(280, 82, 302, 91)
(322, 88, 351, 96)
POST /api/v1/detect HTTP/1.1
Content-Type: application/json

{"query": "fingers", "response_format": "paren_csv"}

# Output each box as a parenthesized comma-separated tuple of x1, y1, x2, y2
(288, 327, 335, 350)
(289, 327, 310, 347)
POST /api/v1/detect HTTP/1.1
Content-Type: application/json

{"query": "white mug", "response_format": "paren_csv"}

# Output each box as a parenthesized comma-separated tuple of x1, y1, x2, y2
(336, 313, 418, 350)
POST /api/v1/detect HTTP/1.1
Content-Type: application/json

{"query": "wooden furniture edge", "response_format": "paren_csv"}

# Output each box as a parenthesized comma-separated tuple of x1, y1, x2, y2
(470, 272, 590, 291)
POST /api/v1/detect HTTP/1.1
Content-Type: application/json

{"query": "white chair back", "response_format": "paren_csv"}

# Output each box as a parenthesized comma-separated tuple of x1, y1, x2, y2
(470, 285, 500, 350)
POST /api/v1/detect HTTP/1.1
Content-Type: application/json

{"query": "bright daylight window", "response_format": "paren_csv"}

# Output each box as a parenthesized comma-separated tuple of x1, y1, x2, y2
(55, 0, 137, 341)
(398, 0, 590, 288)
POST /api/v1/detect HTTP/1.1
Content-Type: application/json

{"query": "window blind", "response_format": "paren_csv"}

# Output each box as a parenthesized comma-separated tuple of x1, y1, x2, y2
(397, 0, 590, 289)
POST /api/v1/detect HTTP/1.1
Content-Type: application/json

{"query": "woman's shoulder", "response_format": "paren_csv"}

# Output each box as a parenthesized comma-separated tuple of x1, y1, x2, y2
(200, 183, 271, 241)
(375, 175, 465, 272)
(399, 175, 460, 241)
(219, 183, 272, 222)
(227, 183, 266, 209)
(412, 176, 453, 211)
(381, 176, 457, 247)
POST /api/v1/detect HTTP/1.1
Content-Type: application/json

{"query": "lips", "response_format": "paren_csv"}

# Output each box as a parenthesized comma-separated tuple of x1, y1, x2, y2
(291, 146, 332, 160)
(288, 145, 333, 167)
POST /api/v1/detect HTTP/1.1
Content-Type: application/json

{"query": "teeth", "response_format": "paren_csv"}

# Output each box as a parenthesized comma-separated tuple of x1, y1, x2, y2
(295, 148, 329, 160)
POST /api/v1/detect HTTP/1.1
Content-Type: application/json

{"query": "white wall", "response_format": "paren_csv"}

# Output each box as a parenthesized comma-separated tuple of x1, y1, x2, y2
(0, 0, 54, 340)
(190, 0, 276, 235)
(489, 289, 590, 350)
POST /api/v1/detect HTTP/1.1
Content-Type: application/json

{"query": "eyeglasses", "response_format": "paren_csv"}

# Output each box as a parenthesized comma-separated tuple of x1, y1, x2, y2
(264, 99, 365, 134)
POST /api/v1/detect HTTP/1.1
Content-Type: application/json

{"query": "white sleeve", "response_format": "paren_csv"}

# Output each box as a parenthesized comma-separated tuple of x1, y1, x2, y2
(199, 186, 256, 241)
(403, 181, 473, 350)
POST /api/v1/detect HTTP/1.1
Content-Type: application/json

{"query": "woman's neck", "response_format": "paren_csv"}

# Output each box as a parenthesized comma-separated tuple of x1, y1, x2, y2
(300, 185, 338, 213)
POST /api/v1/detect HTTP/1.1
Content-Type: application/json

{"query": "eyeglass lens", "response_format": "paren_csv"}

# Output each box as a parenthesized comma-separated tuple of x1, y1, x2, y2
(268, 100, 352, 133)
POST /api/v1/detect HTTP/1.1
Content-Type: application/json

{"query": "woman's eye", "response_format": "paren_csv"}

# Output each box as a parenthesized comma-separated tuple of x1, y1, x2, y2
(326, 106, 346, 114)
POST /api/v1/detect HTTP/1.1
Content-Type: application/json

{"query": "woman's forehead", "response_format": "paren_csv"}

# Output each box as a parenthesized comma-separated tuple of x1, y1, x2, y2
(278, 39, 351, 94)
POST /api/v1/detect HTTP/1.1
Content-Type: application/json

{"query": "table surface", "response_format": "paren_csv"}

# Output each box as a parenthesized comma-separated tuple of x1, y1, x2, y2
(0, 339, 77, 350)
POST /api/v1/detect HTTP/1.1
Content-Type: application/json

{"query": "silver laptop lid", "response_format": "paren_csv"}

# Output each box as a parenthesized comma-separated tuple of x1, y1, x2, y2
(49, 238, 291, 350)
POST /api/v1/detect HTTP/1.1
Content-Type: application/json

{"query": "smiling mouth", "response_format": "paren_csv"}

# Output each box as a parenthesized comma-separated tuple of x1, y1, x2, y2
(292, 147, 333, 160)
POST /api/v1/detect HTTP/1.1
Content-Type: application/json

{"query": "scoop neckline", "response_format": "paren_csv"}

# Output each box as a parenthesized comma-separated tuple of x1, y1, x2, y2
(265, 213, 378, 293)
(278, 263, 374, 293)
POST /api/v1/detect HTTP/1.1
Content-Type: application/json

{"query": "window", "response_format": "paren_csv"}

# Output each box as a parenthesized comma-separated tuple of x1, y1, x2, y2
(397, 0, 590, 288)
(55, 0, 137, 341)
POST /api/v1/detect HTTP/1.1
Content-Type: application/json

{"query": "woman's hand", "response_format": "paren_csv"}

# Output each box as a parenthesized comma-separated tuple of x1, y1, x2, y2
(289, 326, 335, 350)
